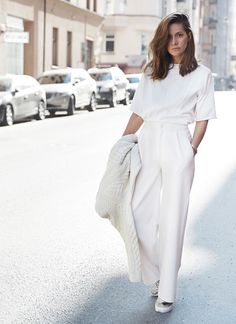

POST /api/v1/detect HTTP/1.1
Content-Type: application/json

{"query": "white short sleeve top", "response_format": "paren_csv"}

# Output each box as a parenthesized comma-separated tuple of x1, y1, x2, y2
(129, 64, 217, 124)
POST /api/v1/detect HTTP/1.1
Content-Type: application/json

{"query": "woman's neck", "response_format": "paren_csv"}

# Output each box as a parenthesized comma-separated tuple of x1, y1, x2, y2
(172, 55, 182, 64)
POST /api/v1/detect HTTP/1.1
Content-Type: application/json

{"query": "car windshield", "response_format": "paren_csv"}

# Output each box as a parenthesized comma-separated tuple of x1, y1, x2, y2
(0, 78, 12, 91)
(38, 73, 71, 84)
(126, 77, 140, 83)
(89, 72, 112, 81)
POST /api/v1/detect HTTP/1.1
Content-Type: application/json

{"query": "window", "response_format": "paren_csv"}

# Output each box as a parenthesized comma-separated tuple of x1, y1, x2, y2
(81, 42, 86, 62)
(86, 0, 90, 9)
(52, 27, 58, 66)
(67, 31, 72, 67)
(0, 78, 12, 91)
(86, 39, 94, 69)
(105, 0, 112, 14)
(126, 76, 141, 83)
(93, 0, 97, 12)
(89, 72, 112, 81)
(105, 34, 114, 52)
(6, 15, 24, 74)
(141, 33, 148, 55)
(119, 0, 127, 13)
(38, 74, 71, 85)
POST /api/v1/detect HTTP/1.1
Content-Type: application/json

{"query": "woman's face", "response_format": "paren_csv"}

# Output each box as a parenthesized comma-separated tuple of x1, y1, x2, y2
(167, 23, 189, 63)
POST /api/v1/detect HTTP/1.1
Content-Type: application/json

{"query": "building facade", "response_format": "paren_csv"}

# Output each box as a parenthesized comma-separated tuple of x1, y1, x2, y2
(197, 0, 236, 88)
(228, 0, 236, 78)
(163, 0, 236, 86)
(0, 0, 104, 77)
(96, 0, 165, 73)
(176, 0, 201, 59)
(0, 0, 235, 83)
(96, 0, 203, 73)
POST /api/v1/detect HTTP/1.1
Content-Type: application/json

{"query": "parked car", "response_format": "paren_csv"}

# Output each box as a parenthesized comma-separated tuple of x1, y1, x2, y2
(125, 73, 142, 100)
(37, 68, 97, 116)
(212, 73, 236, 91)
(0, 74, 46, 126)
(88, 66, 130, 107)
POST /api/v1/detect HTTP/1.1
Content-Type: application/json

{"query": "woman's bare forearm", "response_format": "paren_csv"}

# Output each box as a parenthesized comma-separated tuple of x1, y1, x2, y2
(122, 113, 144, 136)
(191, 120, 208, 151)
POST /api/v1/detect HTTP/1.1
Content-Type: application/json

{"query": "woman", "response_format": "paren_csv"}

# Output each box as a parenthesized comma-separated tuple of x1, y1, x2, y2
(122, 13, 216, 313)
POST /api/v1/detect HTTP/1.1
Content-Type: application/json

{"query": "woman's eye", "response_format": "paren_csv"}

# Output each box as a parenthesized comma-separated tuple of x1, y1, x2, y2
(178, 33, 183, 37)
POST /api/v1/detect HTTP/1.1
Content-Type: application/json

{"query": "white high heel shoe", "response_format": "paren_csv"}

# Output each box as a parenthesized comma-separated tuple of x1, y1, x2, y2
(155, 296, 174, 313)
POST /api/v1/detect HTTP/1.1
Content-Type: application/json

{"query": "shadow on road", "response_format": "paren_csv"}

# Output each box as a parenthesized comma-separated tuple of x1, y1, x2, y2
(68, 168, 236, 324)
(70, 275, 173, 324)
(181, 167, 236, 323)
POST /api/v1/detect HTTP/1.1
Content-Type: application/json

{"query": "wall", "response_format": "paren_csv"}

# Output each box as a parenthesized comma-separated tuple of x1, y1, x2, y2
(0, 0, 103, 77)
(0, 0, 7, 75)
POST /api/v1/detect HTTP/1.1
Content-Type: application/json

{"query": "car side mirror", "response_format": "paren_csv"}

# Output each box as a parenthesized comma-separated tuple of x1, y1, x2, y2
(73, 80, 80, 85)
(11, 88, 19, 95)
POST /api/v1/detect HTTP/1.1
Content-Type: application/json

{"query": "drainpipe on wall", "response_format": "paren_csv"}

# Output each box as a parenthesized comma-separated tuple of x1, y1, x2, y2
(84, 16, 87, 69)
(43, 0, 46, 71)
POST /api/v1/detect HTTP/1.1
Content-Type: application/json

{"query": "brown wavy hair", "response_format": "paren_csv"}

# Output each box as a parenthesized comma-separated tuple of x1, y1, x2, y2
(144, 13, 198, 80)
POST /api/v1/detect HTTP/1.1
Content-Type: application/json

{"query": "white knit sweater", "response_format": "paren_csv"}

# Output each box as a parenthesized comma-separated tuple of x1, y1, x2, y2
(95, 134, 142, 281)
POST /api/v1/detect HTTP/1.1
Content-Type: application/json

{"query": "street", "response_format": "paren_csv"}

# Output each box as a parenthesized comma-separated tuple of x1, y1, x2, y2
(0, 94, 236, 324)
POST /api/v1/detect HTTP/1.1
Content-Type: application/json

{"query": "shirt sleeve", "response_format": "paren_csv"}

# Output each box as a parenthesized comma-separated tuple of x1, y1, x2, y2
(129, 73, 146, 119)
(195, 70, 217, 121)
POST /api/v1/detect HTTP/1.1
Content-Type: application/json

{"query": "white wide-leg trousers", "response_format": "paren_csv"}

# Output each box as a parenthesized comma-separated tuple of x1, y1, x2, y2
(132, 121, 195, 303)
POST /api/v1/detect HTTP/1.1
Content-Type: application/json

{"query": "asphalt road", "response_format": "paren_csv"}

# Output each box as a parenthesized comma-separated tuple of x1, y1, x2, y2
(0, 95, 236, 324)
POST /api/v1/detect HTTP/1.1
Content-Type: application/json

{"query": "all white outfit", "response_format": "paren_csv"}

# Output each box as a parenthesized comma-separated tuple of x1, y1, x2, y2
(129, 64, 217, 303)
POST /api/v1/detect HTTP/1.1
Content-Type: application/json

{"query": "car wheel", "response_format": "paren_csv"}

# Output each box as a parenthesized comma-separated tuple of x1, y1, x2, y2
(3, 104, 14, 126)
(36, 101, 46, 120)
(49, 111, 56, 117)
(121, 91, 130, 105)
(109, 91, 117, 108)
(87, 93, 97, 112)
(67, 95, 75, 115)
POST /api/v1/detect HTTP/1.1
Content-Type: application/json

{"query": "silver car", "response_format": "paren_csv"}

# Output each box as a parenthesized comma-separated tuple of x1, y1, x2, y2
(38, 68, 97, 116)
(125, 73, 142, 100)
(88, 67, 130, 107)
(0, 74, 46, 126)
